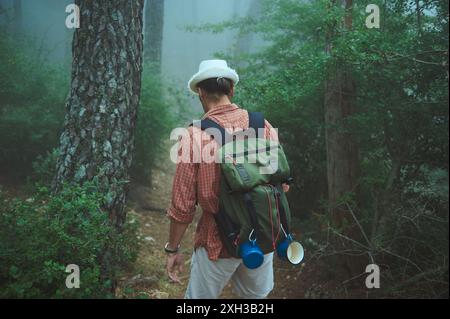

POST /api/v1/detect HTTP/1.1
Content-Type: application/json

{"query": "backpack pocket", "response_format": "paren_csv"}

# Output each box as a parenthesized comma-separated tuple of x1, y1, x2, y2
(219, 138, 290, 192)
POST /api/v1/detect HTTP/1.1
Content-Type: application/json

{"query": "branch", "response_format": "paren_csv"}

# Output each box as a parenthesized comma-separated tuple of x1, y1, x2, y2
(389, 51, 447, 66)
(345, 203, 375, 264)
(330, 227, 371, 251)
(379, 247, 423, 273)
(387, 267, 447, 293)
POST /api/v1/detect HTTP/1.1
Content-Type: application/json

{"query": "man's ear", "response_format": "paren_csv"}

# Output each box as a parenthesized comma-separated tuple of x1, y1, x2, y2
(198, 87, 204, 99)
(229, 84, 235, 99)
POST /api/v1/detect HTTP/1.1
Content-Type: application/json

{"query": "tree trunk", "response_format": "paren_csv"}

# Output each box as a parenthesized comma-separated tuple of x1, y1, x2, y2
(325, 72, 359, 208)
(325, 0, 359, 215)
(415, 0, 422, 37)
(234, 0, 261, 57)
(144, 0, 164, 72)
(53, 0, 145, 229)
(325, 0, 363, 277)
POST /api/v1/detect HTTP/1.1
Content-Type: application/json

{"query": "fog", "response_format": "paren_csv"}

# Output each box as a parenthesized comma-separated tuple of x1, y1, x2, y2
(0, 0, 74, 63)
(161, 0, 261, 95)
(0, 0, 263, 111)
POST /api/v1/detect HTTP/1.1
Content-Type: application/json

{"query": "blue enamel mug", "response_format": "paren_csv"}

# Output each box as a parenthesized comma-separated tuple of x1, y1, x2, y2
(239, 240, 264, 269)
(276, 234, 304, 265)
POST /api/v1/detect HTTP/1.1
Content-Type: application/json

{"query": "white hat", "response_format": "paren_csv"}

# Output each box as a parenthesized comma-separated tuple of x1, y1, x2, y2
(187, 59, 239, 95)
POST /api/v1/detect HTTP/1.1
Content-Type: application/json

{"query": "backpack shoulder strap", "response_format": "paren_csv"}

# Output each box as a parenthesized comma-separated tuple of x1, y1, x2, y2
(190, 111, 265, 146)
(247, 111, 265, 138)
(190, 118, 227, 146)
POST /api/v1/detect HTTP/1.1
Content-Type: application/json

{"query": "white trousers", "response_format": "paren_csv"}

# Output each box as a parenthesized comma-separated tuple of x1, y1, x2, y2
(185, 247, 274, 299)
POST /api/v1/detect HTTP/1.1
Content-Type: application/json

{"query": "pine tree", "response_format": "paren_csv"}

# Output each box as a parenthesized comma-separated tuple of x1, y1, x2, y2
(53, 0, 145, 229)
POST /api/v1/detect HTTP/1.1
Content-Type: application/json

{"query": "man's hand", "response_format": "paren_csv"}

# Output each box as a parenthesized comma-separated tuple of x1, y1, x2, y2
(166, 252, 184, 284)
(166, 219, 190, 284)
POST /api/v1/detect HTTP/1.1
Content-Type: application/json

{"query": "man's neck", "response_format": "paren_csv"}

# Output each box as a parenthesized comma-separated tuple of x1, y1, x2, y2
(203, 97, 232, 113)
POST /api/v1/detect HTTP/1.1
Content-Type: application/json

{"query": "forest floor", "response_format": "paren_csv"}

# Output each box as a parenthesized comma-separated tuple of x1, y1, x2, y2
(117, 156, 368, 299)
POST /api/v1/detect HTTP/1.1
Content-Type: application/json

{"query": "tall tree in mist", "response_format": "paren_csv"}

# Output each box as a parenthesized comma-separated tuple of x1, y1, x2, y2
(324, 0, 361, 274)
(234, 0, 261, 57)
(145, 0, 164, 71)
(53, 0, 145, 229)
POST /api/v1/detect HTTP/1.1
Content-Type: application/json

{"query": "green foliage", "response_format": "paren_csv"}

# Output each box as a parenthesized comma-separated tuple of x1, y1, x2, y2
(0, 182, 140, 298)
(0, 27, 68, 179)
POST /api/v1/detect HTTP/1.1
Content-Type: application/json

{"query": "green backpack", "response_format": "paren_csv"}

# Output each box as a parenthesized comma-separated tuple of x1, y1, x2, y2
(193, 111, 293, 257)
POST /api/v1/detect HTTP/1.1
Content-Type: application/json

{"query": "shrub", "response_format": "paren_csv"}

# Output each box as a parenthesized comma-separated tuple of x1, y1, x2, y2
(0, 182, 140, 298)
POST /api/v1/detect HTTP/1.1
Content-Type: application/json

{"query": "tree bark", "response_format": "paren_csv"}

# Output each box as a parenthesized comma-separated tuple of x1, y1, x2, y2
(325, 0, 363, 277)
(325, 72, 359, 209)
(144, 0, 164, 72)
(325, 0, 359, 216)
(53, 0, 145, 229)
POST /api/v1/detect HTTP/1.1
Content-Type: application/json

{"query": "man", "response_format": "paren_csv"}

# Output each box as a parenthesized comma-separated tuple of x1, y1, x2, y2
(165, 60, 284, 299)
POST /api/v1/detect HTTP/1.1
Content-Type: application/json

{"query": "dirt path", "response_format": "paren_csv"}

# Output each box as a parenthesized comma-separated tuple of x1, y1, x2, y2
(118, 159, 315, 299)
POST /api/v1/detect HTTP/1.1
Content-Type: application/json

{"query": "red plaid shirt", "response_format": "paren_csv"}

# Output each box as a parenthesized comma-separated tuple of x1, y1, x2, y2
(167, 104, 278, 260)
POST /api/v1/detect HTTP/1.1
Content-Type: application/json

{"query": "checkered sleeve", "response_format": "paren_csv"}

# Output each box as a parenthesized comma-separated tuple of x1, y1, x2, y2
(167, 127, 199, 224)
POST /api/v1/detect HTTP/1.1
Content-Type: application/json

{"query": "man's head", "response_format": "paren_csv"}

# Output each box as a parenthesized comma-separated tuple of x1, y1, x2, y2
(197, 77, 234, 110)
(188, 60, 239, 111)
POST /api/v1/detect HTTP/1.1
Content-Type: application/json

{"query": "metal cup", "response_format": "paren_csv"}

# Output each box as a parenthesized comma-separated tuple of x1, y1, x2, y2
(276, 234, 304, 265)
(239, 239, 264, 269)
